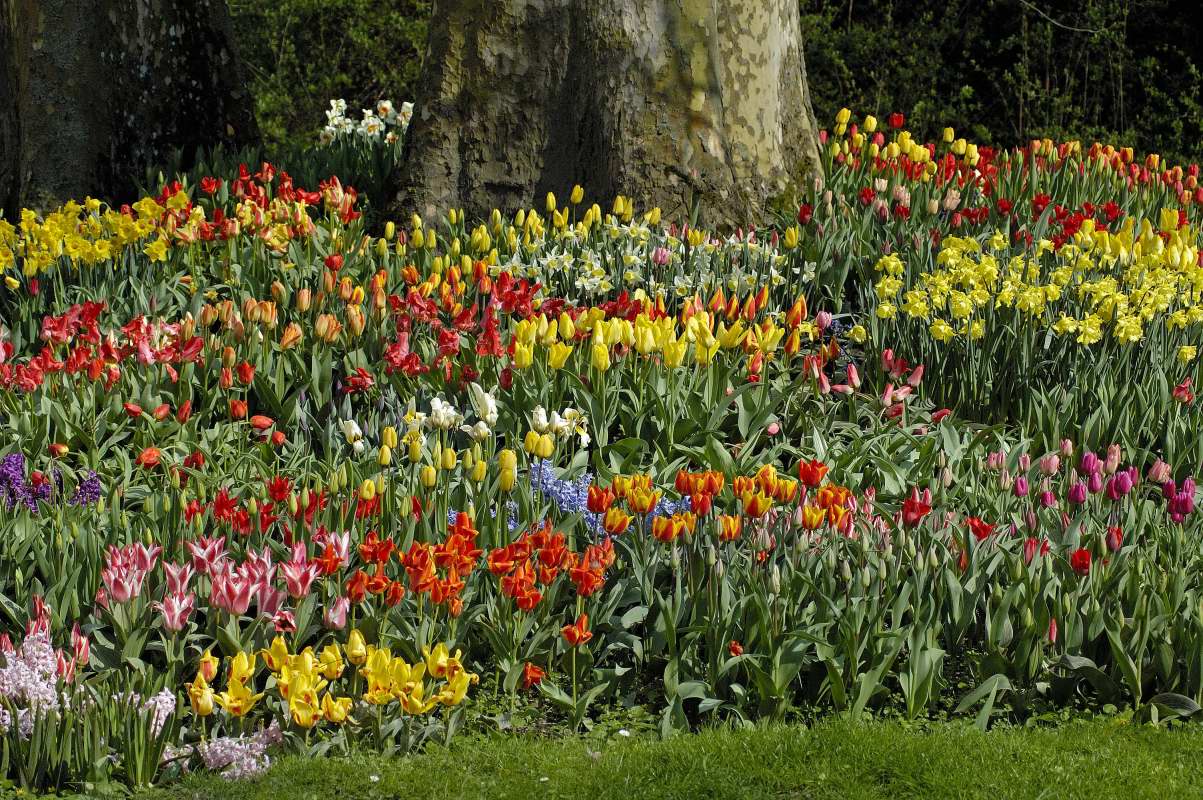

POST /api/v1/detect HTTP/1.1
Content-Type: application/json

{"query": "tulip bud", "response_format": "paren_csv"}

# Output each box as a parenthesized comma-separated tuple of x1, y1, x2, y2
(378, 445, 392, 467)
(420, 465, 437, 488)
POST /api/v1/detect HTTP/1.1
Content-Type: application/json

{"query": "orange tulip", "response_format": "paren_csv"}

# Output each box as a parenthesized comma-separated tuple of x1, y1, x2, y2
(718, 514, 742, 542)
(797, 459, 829, 488)
(741, 490, 773, 518)
(561, 613, 593, 647)
(250, 415, 274, 431)
(602, 507, 632, 536)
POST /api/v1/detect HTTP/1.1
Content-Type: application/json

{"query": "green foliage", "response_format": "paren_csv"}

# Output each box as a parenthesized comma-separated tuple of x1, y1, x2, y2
(228, 0, 429, 153)
(135, 719, 1203, 800)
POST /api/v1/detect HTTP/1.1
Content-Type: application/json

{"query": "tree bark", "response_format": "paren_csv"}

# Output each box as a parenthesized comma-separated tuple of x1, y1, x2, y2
(1, 0, 257, 217)
(396, 0, 821, 227)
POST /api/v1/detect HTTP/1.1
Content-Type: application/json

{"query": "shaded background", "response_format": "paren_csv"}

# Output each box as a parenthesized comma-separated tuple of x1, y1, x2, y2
(230, 0, 1202, 164)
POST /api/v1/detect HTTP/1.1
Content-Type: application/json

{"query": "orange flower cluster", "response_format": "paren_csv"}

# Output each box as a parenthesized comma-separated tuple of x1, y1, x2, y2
(488, 522, 617, 611)
(734, 465, 798, 518)
(674, 469, 725, 516)
(799, 483, 854, 530)
(346, 513, 482, 617)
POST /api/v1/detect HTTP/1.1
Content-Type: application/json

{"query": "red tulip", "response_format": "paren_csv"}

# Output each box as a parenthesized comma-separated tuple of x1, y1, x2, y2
(1069, 547, 1092, 576)
(135, 447, 162, 468)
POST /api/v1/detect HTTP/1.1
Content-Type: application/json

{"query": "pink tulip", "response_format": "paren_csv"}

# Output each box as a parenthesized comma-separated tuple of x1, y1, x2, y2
(1068, 481, 1088, 505)
(186, 535, 227, 575)
(257, 585, 286, 619)
(1148, 459, 1172, 484)
(766, 422, 781, 436)
(815, 311, 832, 332)
(101, 566, 143, 604)
(273, 609, 297, 634)
(1087, 471, 1104, 494)
(324, 596, 350, 630)
(156, 592, 195, 632)
(1037, 454, 1060, 475)
(906, 364, 924, 388)
(71, 623, 90, 666)
(1104, 444, 1122, 475)
(847, 363, 861, 389)
(1059, 439, 1074, 458)
(1048, 617, 1058, 644)
(211, 572, 253, 615)
(163, 561, 195, 596)
(57, 650, 76, 683)
(1013, 476, 1029, 497)
(1079, 451, 1100, 475)
(282, 554, 319, 599)
(1040, 490, 1057, 509)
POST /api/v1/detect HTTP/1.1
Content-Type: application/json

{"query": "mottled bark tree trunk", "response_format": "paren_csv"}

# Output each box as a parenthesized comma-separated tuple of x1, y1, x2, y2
(396, 0, 821, 227)
(0, 0, 257, 217)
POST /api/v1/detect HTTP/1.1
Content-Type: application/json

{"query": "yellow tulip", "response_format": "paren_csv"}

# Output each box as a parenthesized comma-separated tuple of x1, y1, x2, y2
(199, 648, 220, 682)
(346, 629, 368, 665)
(188, 673, 214, 716)
(591, 343, 611, 372)
(214, 678, 264, 717)
(262, 636, 291, 672)
(548, 341, 573, 369)
(229, 651, 256, 685)
(322, 693, 354, 723)
(513, 341, 533, 369)
(318, 644, 345, 680)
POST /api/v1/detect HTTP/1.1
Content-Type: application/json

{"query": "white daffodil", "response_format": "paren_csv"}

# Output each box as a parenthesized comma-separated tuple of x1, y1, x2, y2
(429, 397, 463, 430)
(339, 419, 363, 445)
(468, 383, 499, 426)
(561, 408, 590, 448)
(461, 421, 492, 441)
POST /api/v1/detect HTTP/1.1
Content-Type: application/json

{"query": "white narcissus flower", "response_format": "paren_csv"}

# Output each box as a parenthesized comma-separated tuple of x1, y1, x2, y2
(339, 419, 363, 445)
(468, 383, 499, 426)
(561, 408, 590, 447)
(403, 408, 427, 432)
(429, 397, 463, 430)
(461, 421, 492, 441)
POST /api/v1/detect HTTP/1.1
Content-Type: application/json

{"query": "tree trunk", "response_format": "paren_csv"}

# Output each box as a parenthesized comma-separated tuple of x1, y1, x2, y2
(0, 0, 257, 217)
(396, 0, 821, 227)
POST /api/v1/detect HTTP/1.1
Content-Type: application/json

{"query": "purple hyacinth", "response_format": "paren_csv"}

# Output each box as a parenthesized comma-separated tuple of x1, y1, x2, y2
(0, 453, 37, 512)
(70, 472, 102, 506)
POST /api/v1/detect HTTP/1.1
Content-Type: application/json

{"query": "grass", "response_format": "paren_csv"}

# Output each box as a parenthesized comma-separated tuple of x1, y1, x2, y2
(138, 718, 1203, 800)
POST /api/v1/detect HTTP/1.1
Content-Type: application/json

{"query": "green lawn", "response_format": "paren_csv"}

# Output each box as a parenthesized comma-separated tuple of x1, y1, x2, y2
(140, 719, 1203, 800)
